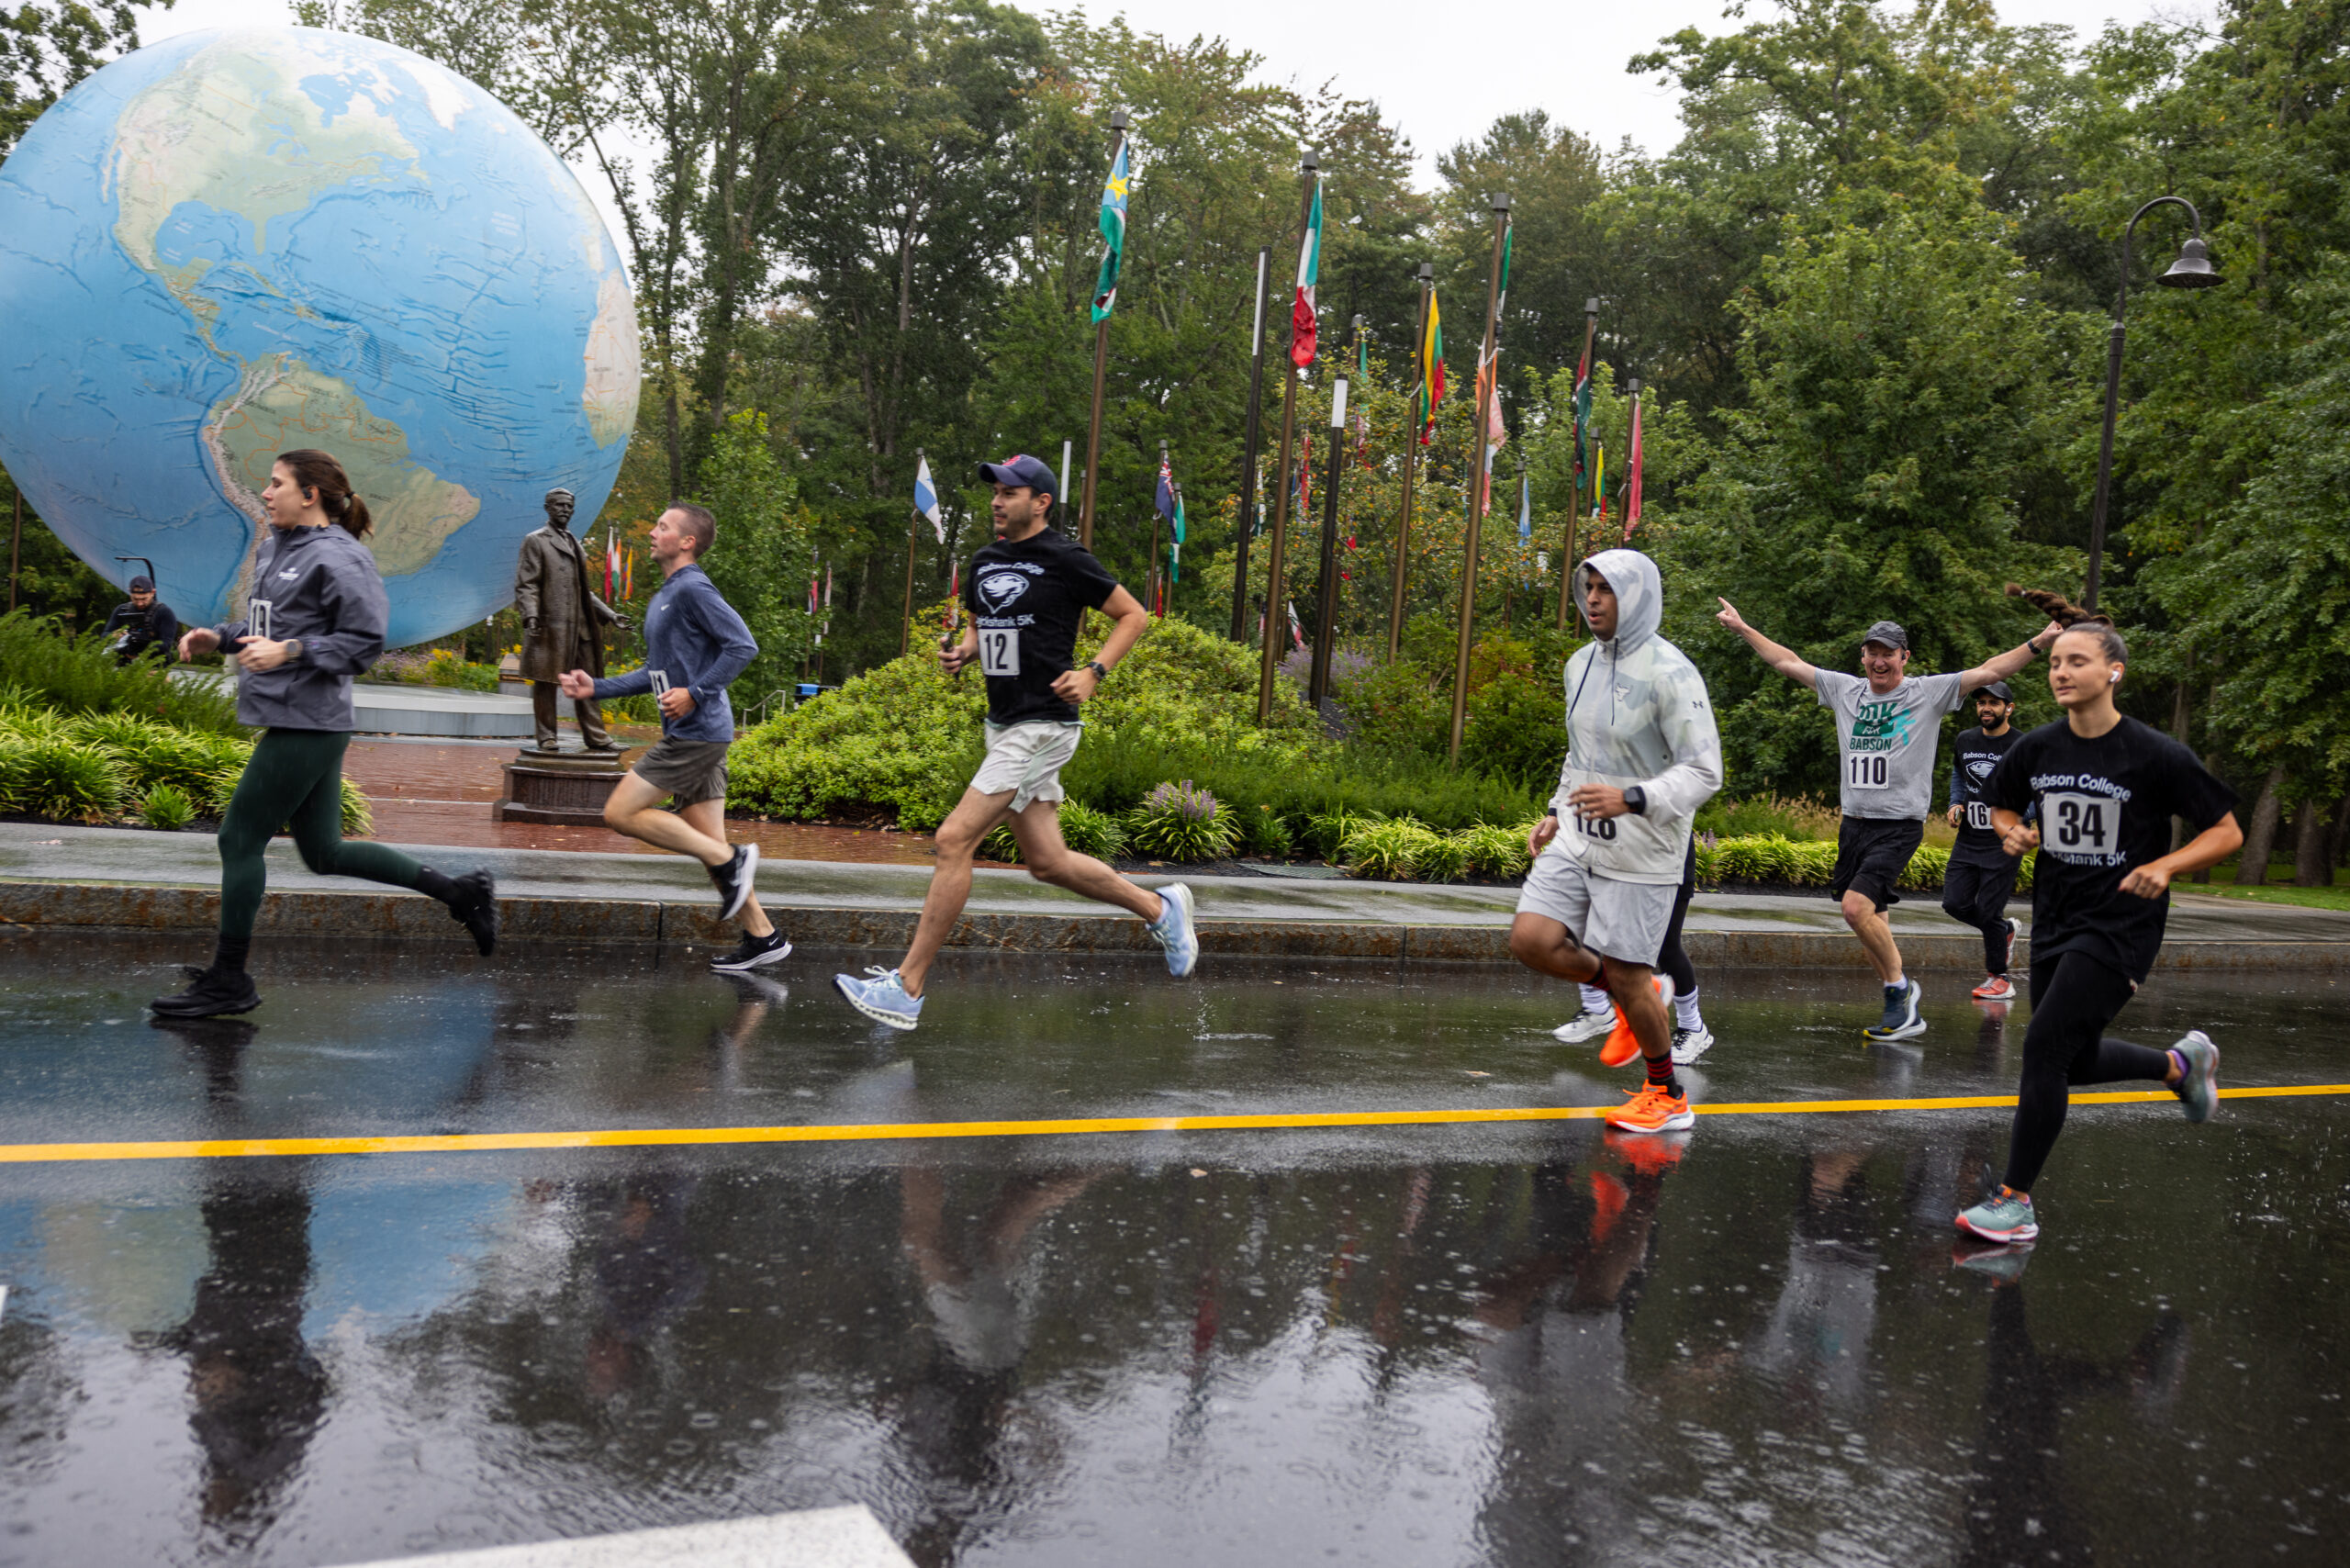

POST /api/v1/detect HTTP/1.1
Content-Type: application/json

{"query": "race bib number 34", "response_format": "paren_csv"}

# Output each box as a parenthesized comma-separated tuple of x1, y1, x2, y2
(979, 628, 1021, 677)
(2042, 791, 2118, 858)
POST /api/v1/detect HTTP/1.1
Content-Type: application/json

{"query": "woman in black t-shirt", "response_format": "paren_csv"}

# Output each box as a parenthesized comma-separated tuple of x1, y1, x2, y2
(1955, 612, 2244, 1248)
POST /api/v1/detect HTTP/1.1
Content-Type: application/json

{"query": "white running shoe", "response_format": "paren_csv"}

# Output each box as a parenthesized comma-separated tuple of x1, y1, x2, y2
(1555, 1002, 1617, 1044)
(1670, 1023, 1715, 1065)
(1147, 883, 1199, 977)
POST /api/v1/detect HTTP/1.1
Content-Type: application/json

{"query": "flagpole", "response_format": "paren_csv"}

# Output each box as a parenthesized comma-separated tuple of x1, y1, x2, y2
(1559, 297, 1597, 631)
(1308, 371, 1350, 707)
(1230, 246, 1270, 644)
(899, 448, 923, 658)
(1256, 151, 1319, 725)
(1449, 193, 1511, 764)
(1621, 377, 1643, 541)
(1079, 109, 1130, 548)
(1388, 262, 1433, 662)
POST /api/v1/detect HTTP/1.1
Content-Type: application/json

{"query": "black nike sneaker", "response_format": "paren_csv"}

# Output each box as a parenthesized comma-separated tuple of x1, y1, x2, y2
(444, 868, 498, 956)
(709, 843, 759, 920)
(151, 963, 262, 1018)
(710, 929, 792, 973)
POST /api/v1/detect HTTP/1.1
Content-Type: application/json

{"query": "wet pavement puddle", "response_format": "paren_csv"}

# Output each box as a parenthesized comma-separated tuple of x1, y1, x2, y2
(0, 932, 2344, 1566)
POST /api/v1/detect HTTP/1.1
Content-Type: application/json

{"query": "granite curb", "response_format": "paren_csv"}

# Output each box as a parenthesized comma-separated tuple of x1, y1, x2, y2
(5, 880, 2345, 970)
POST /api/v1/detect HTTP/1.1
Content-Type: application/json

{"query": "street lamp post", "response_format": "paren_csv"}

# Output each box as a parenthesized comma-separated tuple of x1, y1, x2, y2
(2085, 196, 2223, 611)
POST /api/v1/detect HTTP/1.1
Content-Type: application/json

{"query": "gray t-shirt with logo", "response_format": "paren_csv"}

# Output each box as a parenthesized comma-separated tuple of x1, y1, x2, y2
(1815, 669, 1967, 820)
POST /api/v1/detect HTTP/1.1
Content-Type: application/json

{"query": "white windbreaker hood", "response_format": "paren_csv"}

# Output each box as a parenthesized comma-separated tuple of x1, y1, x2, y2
(1550, 548, 1725, 884)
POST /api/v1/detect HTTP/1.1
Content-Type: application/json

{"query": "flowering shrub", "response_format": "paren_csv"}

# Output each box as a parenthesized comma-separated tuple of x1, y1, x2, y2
(1127, 779, 1238, 862)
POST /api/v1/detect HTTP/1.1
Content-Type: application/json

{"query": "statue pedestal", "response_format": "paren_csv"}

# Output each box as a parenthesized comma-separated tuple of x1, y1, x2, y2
(493, 746, 639, 826)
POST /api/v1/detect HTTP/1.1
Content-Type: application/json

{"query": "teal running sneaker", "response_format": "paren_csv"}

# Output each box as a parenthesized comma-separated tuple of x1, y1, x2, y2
(1148, 882, 1199, 977)
(834, 967, 923, 1030)
(2171, 1029, 2220, 1123)
(1956, 1185, 2039, 1244)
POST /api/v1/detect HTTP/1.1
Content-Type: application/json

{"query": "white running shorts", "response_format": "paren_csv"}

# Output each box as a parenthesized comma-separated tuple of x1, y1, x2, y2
(970, 720, 1083, 813)
(1516, 847, 1677, 967)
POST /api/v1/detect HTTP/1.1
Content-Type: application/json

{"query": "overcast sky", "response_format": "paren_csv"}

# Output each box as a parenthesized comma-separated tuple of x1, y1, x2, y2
(138, 0, 2188, 221)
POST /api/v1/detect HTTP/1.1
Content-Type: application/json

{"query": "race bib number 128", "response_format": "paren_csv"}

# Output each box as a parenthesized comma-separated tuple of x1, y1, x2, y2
(979, 628, 1020, 677)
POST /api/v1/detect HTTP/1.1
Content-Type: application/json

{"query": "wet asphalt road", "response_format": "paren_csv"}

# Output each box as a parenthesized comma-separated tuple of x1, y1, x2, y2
(0, 930, 2344, 1567)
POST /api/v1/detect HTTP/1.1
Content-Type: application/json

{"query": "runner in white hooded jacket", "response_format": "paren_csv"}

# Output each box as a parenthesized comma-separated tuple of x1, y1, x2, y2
(1512, 549, 1724, 1133)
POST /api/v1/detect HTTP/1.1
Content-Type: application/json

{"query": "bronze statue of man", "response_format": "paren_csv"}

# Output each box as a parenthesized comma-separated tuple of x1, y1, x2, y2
(514, 488, 624, 753)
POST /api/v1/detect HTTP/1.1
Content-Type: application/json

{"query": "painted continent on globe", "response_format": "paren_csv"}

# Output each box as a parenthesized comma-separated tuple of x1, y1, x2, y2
(0, 27, 639, 644)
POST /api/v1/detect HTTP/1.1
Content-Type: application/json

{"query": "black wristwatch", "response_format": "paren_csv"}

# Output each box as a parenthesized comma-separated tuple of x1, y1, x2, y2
(1085, 659, 1109, 682)
(281, 639, 306, 665)
(1622, 785, 1648, 815)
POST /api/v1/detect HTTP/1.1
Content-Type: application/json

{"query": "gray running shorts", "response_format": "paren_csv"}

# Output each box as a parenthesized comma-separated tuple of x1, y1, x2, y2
(632, 735, 732, 807)
(1516, 847, 1678, 967)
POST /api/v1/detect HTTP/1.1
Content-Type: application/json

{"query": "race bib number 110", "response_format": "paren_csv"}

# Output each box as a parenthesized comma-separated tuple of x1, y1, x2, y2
(979, 628, 1020, 677)
(1846, 753, 1890, 790)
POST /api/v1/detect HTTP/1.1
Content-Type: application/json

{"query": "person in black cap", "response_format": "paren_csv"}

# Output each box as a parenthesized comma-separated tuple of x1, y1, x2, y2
(833, 454, 1199, 1031)
(104, 575, 179, 666)
(1944, 680, 2028, 1001)
(1715, 601, 2059, 1041)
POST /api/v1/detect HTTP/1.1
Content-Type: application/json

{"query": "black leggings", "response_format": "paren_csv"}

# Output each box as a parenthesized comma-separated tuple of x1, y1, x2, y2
(2001, 950, 2175, 1192)
(1942, 855, 2019, 974)
(1656, 842, 1696, 997)
(218, 728, 428, 939)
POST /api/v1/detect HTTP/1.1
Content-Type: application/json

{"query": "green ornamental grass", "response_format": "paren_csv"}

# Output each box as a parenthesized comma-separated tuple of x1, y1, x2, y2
(1127, 779, 1238, 863)
(140, 782, 196, 831)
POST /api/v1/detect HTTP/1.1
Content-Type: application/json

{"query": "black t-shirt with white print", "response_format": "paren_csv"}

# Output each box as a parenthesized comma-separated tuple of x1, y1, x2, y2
(1985, 715, 2238, 982)
(961, 526, 1120, 725)
(1949, 725, 2022, 867)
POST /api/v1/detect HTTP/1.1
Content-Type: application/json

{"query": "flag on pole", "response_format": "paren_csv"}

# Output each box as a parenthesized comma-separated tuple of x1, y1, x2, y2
(605, 532, 619, 599)
(1169, 487, 1185, 584)
(1417, 291, 1445, 445)
(1623, 394, 1644, 540)
(913, 454, 944, 543)
(624, 549, 634, 600)
(1572, 343, 1593, 487)
(1591, 442, 1606, 521)
(1357, 329, 1370, 382)
(1517, 471, 1531, 547)
(1155, 451, 1177, 526)
(1090, 140, 1130, 323)
(1290, 176, 1323, 367)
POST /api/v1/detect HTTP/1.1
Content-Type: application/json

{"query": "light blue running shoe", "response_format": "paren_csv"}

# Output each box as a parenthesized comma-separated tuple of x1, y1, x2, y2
(1147, 882, 1199, 977)
(2171, 1029, 2221, 1123)
(1955, 1186, 2040, 1245)
(834, 966, 923, 1030)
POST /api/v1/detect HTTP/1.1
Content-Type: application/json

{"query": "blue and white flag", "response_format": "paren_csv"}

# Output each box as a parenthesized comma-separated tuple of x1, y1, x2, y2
(1517, 471, 1531, 545)
(913, 454, 944, 543)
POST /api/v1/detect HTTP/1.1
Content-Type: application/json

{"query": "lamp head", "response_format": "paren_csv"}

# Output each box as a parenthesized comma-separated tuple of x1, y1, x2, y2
(2158, 236, 2223, 289)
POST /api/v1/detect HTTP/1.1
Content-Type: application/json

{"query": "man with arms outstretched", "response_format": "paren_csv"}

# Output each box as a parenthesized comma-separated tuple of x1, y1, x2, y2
(1715, 604, 2060, 1039)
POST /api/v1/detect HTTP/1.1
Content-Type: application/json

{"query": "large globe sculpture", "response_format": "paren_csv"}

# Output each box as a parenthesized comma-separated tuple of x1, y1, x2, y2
(0, 28, 640, 646)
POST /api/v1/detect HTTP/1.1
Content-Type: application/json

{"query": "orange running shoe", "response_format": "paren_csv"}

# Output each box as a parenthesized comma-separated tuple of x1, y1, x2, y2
(1588, 1171, 1628, 1242)
(1606, 1081, 1695, 1134)
(1598, 975, 1676, 1067)
(1603, 1126, 1691, 1173)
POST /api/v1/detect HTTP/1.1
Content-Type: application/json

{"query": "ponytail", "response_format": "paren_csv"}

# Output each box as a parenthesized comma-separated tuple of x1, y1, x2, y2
(2007, 583, 2126, 664)
(277, 448, 373, 540)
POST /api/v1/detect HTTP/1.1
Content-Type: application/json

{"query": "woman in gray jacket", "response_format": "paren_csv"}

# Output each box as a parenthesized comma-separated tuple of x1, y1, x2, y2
(155, 449, 498, 1017)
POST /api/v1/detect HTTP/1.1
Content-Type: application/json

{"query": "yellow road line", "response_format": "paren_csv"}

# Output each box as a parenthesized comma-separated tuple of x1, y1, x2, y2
(0, 1084, 2343, 1166)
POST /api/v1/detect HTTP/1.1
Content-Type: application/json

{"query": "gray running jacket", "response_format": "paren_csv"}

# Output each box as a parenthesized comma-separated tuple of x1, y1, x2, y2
(1550, 548, 1725, 884)
(211, 522, 390, 732)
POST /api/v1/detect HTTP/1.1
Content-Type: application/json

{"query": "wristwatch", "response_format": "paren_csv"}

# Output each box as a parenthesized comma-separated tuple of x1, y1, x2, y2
(1084, 659, 1109, 682)
(281, 639, 306, 664)
(1623, 785, 1648, 815)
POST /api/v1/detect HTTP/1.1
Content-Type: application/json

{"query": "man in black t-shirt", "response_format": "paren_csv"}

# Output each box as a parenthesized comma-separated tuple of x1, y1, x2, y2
(1942, 680, 2026, 1000)
(834, 453, 1200, 1031)
(103, 576, 179, 666)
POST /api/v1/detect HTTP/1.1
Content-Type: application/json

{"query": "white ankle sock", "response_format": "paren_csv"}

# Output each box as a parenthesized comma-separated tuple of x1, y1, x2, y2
(1674, 987, 1703, 1030)
(1580, 983, 1611, 1014)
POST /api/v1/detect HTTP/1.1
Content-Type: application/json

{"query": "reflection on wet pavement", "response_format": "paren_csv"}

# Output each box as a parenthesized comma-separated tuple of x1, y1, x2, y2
(0, 932, 2344, 1566)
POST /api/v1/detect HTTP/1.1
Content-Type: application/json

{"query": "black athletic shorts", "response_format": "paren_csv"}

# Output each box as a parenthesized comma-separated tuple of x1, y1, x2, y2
(1832, 816, 1924, 912)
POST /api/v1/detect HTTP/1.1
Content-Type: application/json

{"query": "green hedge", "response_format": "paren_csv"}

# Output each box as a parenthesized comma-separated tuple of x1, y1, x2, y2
(0, 699, 369, 834)
(1693, 834, 2033, 892)
(0, 610, 242, 733)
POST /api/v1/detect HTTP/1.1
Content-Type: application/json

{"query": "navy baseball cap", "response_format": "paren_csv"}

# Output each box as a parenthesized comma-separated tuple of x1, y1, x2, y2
(1973, 679, 2015, 702)
(977, 454, 1057, 498)
(129, 575, 154, 593)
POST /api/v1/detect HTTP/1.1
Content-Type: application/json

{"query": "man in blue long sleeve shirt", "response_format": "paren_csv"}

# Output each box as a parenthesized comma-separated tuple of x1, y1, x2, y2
(559, 504, 789, 972)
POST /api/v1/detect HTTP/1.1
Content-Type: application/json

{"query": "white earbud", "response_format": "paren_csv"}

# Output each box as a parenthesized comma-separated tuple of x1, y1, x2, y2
(2108, 670, 2121, 684)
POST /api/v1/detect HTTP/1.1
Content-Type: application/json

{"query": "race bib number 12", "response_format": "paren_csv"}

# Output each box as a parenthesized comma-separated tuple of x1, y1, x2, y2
(979, 628, 1020, 677)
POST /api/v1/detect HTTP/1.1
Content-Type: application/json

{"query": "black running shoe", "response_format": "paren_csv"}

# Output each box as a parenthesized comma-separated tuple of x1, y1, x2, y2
(151, 964, 261, 1018)
(709, 843, 759, 921)
(710, 929, 793, 973)
(445, 868, 498, 956)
